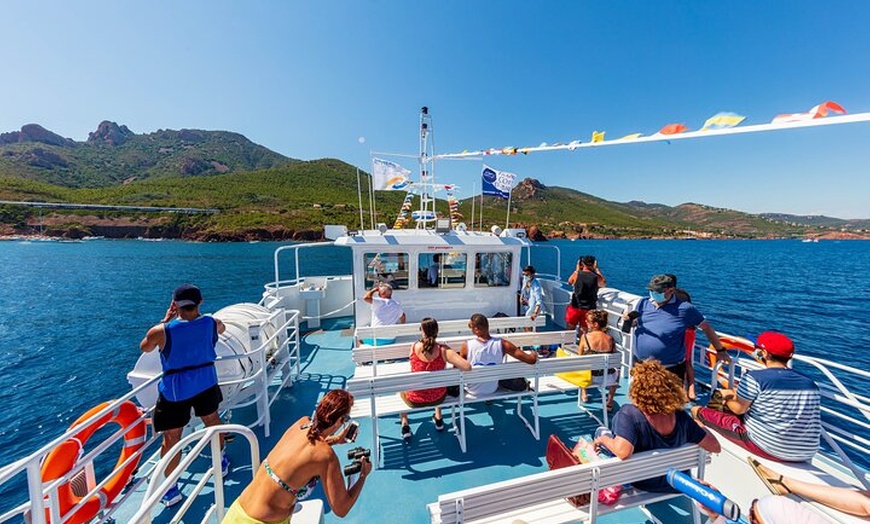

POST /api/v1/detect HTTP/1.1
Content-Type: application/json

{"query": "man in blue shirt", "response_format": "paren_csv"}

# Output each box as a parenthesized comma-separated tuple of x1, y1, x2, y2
(140, 284, 229, 507)
(629, 274, 729, 381)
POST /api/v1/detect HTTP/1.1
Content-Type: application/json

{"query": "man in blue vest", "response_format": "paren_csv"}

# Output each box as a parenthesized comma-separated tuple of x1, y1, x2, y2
(140, 284, 229, 507)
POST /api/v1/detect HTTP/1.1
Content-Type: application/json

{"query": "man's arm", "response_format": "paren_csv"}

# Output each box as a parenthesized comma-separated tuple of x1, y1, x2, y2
(720, 387, 752, 415)
(215, 318, 226, 335)
(502, 338, 537, 364)
(363, 287, 377, 304)
(140, 324, 165, 353)
(698, 321, 732, 365)
(398, 312, 406, 324)
(594, 262, 606, 287)
(594, 434, 634, 460)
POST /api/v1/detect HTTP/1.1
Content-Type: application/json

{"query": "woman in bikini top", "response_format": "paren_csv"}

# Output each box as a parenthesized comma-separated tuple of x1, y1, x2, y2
(222, 389, 371, 523)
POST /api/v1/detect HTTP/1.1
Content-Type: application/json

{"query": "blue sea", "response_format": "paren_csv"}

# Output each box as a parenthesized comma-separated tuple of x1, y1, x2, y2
(0, 238, 867, 473)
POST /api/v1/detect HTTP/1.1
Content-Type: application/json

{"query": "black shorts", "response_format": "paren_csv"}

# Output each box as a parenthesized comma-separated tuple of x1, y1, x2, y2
(153, 384, 222, 432)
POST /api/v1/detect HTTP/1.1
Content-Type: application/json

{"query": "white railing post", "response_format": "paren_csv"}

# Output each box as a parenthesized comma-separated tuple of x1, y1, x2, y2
(25, 461, 46, 524)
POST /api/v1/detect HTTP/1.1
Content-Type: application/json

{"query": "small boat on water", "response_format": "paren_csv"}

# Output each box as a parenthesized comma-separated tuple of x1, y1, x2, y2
(0, 109, 867, 524)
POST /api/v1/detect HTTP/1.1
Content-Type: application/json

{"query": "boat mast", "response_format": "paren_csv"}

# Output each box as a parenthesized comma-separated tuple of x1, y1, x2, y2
(417, 106, 435, 230)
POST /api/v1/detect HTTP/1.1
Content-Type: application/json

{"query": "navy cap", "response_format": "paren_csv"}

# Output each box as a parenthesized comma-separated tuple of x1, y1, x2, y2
(647, 274, 676, 292)
(173, 284, 202, 307)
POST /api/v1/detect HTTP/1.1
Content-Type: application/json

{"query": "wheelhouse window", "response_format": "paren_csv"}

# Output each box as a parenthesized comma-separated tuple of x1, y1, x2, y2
(363, 252, 409, 290)
(474, 252, 512, 287)
(419, 252, 467, 289)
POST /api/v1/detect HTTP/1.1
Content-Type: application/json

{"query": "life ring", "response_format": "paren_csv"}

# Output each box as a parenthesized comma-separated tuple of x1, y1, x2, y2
(40, 400, 146, 524)
(707, 335, 755, 387)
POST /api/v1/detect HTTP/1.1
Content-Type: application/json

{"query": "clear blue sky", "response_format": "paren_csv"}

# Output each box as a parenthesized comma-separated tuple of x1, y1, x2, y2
(2, 1, 869, 218)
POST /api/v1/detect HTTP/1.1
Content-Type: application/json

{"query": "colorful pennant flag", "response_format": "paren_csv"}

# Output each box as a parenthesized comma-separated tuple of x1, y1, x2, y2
(772, 101, 846, 124)
(591, 131, 605, 143)
(658, 123, 688, 135)
(481, 165, 516, 200)
(372, 158, 411, 191)
(701, 112, 746, 131)
(618, 133, 643, 141)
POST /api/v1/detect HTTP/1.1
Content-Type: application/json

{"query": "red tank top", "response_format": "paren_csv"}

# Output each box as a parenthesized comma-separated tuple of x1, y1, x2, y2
(405, 344, 447, 404)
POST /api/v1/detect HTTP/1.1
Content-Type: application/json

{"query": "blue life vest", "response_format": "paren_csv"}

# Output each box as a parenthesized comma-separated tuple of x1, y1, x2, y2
(159, 315, 219, 401)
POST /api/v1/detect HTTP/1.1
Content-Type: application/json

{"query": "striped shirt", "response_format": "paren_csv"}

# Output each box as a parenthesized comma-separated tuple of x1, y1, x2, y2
(737, 367, 821, 461)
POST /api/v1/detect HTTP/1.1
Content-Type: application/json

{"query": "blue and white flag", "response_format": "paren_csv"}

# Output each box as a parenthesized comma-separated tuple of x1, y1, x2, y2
(372, 158, 411, 191)
(481, 165, 516, 200)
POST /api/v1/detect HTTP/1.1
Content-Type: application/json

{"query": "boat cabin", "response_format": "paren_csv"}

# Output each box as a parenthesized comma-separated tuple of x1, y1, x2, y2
(335, 228, 530, 326)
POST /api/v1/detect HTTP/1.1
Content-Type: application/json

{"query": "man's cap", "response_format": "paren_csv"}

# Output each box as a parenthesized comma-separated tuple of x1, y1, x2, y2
(523, 265, 536, 274)
(173, 284, 203, 307)
(756, 331, 795, 359)
(379, 282, 393, 291)
(647, 274, 676, 292)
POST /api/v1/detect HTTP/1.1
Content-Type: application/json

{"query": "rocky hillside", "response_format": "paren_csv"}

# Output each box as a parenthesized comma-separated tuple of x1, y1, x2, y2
(0, 121, 297, 187)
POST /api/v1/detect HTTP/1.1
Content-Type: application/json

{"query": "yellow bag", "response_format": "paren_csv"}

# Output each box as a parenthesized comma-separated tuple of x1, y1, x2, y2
(555, 347, 594, 388)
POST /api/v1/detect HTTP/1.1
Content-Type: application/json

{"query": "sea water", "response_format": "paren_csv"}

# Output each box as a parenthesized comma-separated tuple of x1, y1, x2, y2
(0, 238, 866, 472)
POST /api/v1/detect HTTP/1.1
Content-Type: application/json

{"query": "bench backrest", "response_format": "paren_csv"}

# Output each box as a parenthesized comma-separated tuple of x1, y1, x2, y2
(432, 445, 708, 524)
(347, 352, 622, 406)
(354, 315, 546, 341)
(353, 330, 578, 366)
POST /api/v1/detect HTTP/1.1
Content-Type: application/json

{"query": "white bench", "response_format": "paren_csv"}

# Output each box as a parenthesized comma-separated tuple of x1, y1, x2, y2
(354, 315, 546, 345)
(347, 352, 623, 469)
(352, 330, 579, 375)
(428, 445, 709, 524)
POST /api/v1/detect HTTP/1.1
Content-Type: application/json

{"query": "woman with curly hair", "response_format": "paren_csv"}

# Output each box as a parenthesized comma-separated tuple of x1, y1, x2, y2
(593, 360, 720, 492)
(222, 389, 370, 523)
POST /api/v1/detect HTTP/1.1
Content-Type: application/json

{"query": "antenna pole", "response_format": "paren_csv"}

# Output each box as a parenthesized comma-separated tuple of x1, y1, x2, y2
(356, 167, 364, 231)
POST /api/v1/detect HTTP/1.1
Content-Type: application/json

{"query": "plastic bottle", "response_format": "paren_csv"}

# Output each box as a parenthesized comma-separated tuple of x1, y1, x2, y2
(666, 468, 741, 521)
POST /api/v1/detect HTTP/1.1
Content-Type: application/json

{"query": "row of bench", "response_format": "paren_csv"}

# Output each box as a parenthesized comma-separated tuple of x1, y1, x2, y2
(347, 346, 623, 469)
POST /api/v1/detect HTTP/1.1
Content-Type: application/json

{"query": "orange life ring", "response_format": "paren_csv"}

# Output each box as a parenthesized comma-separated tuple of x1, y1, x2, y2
(40, 400, 146, 524)
(707, 334, 756, 387)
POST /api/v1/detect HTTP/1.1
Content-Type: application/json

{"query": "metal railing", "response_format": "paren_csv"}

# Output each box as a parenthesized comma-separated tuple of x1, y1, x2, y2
(131, 424, 259, 524)
(0, 377, 163, 524)
(0, 308, 300, 523)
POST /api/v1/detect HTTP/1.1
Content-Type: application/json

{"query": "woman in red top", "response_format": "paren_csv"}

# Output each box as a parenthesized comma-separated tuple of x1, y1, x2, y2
(399, 318, 471, 442)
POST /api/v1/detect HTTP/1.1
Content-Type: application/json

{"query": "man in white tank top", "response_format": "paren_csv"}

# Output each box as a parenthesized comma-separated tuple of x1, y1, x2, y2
(460, 313, 537, 397)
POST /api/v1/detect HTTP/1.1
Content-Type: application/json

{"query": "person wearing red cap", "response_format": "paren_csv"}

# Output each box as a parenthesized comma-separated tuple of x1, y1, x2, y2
(692, 331, 821, 462)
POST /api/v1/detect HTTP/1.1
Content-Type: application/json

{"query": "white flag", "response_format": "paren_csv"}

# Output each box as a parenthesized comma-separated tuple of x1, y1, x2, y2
(372, 158, 411, 191)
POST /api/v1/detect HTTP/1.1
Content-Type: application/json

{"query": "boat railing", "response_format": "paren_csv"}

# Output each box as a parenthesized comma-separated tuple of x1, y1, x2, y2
(0, 375, 164, 524)
(131, 424, 259, 524)
(525, 244, 561, 282)
(216, 308, 301, 437)
(271, 241, 336, 293)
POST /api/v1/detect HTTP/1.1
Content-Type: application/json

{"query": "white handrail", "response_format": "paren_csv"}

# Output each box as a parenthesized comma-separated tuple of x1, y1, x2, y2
(132, 424, 259, 524)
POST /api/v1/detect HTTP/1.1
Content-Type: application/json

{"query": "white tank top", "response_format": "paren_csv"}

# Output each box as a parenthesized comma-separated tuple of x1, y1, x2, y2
(465, 337, 504, 397)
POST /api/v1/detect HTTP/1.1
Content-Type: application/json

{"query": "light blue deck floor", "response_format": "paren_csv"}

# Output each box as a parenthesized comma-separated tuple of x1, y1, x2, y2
(151, 318, 706, 524)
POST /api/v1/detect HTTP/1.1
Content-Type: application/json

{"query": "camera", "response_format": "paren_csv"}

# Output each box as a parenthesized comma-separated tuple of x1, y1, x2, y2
(343, 446, 371, 476)
(345, 421, 359, 442)
(619, 311, 640, 333)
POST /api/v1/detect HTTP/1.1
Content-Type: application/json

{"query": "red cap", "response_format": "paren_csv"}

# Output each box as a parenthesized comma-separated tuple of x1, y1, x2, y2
(756, 331, 794, 359)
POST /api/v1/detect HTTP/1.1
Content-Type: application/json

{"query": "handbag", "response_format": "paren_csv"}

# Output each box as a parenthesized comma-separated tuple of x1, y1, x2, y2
(545, 434, 591, 507)
(554, 347, 594, 388)
(706, 389, 735, 414)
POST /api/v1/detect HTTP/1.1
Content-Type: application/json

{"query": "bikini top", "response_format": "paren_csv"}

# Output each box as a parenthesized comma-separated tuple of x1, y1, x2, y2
(263, 458, 319, 500)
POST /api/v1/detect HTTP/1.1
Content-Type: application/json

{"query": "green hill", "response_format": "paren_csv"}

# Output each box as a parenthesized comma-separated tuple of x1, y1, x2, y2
(0, 121, 296, 187)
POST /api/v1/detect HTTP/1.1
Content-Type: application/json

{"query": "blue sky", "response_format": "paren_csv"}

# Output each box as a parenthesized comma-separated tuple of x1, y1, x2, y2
(2, 1, 869, 218)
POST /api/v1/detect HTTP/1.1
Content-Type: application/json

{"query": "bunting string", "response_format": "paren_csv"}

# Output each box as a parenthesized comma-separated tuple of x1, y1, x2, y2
(434, 101, 869, 160)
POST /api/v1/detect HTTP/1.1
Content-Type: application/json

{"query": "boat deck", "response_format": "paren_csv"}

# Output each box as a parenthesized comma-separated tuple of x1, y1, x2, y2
(151, 317, 705, 524)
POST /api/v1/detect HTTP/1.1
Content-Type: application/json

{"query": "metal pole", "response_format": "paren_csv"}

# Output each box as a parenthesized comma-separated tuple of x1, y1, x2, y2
(356, 168, 364, 231)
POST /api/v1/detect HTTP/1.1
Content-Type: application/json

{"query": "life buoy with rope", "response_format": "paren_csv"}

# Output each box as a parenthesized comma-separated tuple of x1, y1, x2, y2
(707, 334, 756, 387)
(40, 400, 146, 524)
